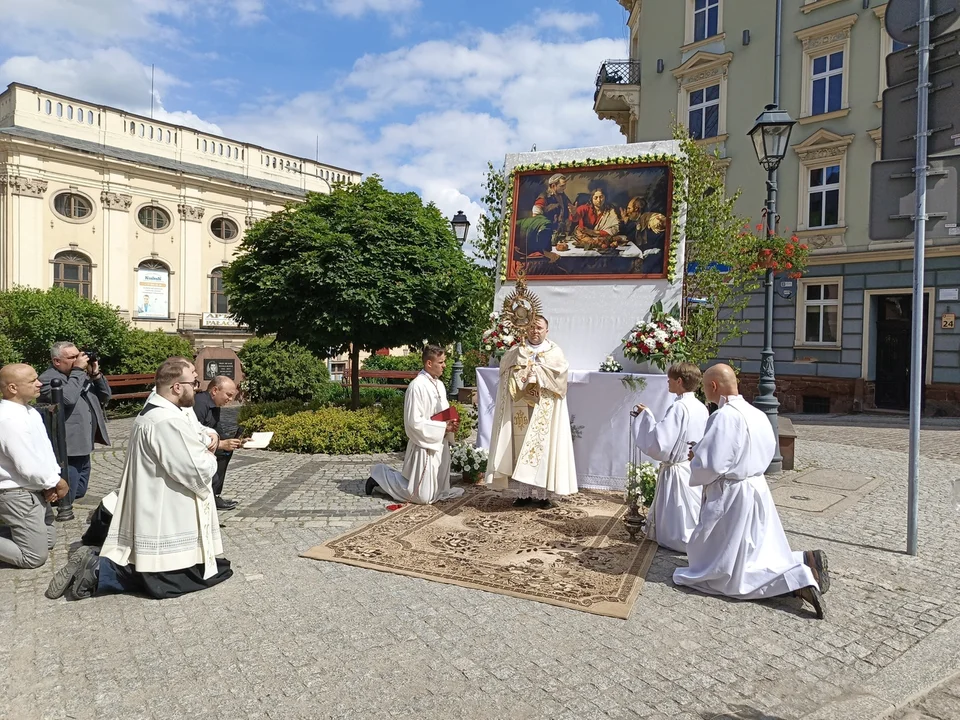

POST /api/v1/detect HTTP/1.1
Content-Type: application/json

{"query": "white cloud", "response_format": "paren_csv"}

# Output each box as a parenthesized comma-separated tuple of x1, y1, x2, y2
(535, 10, 600, 34)
(227, 0, 266, 25)
(321, 0, 420, 19)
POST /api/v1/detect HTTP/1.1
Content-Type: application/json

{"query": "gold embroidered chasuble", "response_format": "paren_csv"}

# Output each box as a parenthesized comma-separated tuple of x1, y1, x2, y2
(485, 340, 578, 495)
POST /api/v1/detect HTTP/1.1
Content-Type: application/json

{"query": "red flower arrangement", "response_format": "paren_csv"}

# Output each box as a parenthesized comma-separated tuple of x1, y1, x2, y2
(737, 222, 810, 279)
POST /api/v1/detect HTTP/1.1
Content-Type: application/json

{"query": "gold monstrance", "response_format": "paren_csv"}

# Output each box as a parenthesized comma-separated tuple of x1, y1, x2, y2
(501, 267, 542, 344)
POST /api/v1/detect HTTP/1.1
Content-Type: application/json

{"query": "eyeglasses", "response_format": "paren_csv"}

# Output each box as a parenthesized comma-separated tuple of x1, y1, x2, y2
(175, 379, 201, 389)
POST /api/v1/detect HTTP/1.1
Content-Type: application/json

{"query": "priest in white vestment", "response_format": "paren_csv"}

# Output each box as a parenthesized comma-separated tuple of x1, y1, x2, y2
(46, 359, 233, 601)
(673, 364, 830, 619)
(485, 316, 577, 508)
(632, 362, 709, 553)
(366, 346, 464, 504)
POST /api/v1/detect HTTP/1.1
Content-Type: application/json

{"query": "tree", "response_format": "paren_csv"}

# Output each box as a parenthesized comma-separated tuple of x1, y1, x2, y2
(475, 161, 507, 274)
(223, 176, 490, 409)
(672, 125, 760, 365)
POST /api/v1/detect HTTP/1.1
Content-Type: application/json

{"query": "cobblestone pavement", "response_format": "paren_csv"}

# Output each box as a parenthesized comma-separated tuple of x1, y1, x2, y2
(3, 413, 960, 720)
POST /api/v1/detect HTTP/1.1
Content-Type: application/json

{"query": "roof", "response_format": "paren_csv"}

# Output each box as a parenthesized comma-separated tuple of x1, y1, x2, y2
(0, 125, 310, 197)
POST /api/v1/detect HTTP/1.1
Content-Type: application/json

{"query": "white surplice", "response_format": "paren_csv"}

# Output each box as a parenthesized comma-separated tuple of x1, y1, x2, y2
(673, 395, 816, 599)
(485, 340, 577, 495)
(634, 392, 709, 552)
(368, 371, 464, 504)
(102, 394, 222, 579)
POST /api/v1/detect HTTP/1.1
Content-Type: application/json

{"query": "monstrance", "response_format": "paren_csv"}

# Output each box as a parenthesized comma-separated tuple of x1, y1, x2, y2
(500, 268, 542, 344)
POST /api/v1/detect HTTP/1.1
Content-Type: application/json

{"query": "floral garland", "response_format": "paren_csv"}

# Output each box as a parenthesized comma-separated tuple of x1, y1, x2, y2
(499, 154, 685, 284)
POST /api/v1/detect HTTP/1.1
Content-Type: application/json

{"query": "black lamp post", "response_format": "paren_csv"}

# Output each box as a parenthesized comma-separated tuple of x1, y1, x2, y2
(747, 103, 795, 475)
(448, 210, 471, 398)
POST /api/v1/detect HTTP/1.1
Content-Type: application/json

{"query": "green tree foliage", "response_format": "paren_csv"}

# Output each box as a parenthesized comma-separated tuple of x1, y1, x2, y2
(114, 329, 195, 374)
(475, 161, 507, 273)
(223, 176, 490, 409)
(672, 126, 760, 365)
(237, 336, 331, 403)
(0, 287, 128, 371)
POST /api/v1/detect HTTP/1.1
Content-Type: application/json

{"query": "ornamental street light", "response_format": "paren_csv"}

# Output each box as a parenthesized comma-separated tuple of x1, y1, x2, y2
(748, 102, 796, 475)
(448, 211, 471, 398)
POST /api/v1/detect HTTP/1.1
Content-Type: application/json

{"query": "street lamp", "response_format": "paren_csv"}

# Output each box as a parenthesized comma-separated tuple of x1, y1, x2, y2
(448, 210, 471, 398)
(748, 103, 795, 475)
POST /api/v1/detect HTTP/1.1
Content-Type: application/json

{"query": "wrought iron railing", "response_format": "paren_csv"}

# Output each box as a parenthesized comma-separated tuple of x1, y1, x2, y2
(594, 60, 642, 101)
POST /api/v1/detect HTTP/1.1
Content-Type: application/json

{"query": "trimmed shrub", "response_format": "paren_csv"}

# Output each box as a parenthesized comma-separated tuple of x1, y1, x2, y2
(238, 337, 331, 402)
(114, 329, 195, 375)
(0, 333, 19, 366)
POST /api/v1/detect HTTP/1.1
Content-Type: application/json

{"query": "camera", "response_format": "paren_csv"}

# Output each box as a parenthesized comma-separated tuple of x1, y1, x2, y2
(82, 349, 99, 365)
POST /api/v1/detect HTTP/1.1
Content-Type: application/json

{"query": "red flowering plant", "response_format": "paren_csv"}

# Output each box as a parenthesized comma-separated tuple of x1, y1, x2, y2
(737, 219, 810, 280)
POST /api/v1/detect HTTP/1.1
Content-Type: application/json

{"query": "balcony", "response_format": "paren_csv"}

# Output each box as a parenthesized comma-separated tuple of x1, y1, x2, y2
(593, 60, 641, 138)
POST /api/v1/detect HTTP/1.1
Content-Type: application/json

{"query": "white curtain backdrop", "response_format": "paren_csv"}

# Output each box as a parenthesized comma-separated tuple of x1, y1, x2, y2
(476, 368, 673, 491)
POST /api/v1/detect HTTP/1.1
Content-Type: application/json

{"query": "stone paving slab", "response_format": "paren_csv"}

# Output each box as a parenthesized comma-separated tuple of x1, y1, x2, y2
(2, 414, 960, 719)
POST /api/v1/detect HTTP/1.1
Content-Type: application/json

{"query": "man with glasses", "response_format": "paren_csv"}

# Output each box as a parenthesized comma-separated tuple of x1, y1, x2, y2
(46, 358, 232, 601)
(39, 341, 111, 522)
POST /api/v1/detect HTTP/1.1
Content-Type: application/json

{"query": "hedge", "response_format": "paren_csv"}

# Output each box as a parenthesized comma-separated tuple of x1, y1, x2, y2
(237, 337, 331, 403)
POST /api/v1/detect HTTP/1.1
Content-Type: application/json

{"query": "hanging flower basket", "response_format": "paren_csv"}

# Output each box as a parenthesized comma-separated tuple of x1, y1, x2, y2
(738, 223, 810, 279)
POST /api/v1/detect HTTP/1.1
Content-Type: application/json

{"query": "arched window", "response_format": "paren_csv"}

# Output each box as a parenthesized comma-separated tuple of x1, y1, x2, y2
(87, 110, 94, 124)
(166, 130, 171, 143)
(66, 106, 73, 120)
(137, 205, 171, 231)
(211, 217, 239, 241)
(218, 143, 224, 156)
(45, 99, 52, 114)
(130, 123, 135, 135)
(77, 108, 84, 123)
(210, 267, 230, 314)
(149, 126, 154, 139)
(203, 139, 208, 152)
(56, 103, 63, 117)
(53, 252, 92, 299)
(135, 260, 170, 319)
(139, 123, 145, 137)
(53, 192, 93, 220)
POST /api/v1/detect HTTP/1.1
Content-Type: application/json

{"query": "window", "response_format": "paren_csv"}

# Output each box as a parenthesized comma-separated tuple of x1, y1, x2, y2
(210, 268, 230, 313)
(53, 192, 93, 220)
(211, 217, 239, 241)
(67, 105, 73, 120)
(87, 110, 94, 124)
(203, 139, 208, 152)
(139, 123, 145, 137)
(53, 252, 92, 299)
(693, 0, 719, 42)
(808, 164, 840, 228)
(811, 51, 843, 115)
(77, 108, 84, 123)
(56, 103, 63, 117)
(798, 279, 842, 346)
(796, 14, 856, 121)
(137, 205, 172, 231)
(149, 126, 154, 139)
(130, 123, 135, 135)
(45, 99, 52, 114)
(688, 84, 720, 140)
(166, 130, 171, 143)
(218, 143, 224, 155)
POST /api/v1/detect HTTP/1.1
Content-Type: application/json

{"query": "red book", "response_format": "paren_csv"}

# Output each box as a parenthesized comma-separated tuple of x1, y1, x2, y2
(431, 406, 460, 422)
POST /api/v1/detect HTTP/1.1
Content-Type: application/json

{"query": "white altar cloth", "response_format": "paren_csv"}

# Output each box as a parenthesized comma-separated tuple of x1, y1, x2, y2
(476, 367, 673, 491)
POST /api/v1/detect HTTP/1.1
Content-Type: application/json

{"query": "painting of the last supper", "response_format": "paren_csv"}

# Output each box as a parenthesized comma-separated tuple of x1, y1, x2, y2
(506, 162, 673, 281)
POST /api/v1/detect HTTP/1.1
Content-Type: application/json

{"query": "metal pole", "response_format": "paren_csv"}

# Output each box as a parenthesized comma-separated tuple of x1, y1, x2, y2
(754, 173, 783, 474)
(773, 0, 782, 106)
(907, 0, 932, 557)
(448, 341, 464, 399)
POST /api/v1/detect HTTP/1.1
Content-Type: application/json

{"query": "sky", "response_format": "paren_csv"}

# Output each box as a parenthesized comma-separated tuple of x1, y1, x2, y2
(0, 0, 633, 235)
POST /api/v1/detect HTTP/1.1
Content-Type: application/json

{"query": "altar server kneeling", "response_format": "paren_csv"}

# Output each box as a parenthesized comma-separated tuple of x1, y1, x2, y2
(366, 345, 464, 505)
(46, 358, 233, 601)
(674, 363, 830, 619)
(631, 362, 709, 553)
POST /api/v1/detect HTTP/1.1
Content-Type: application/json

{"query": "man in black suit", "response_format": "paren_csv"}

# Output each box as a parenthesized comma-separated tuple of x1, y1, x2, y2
(191, 376, 241, 511)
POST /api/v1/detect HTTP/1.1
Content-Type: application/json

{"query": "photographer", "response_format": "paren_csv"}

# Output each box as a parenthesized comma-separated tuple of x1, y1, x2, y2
(39, 342, 111, 522)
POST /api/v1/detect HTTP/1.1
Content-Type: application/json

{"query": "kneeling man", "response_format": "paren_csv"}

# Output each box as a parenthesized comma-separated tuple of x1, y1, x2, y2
(631, 362, 709, 552)
(46, 359, 232, 601)
(0, 364, 69, 569)
(366, 345, 463, 504)
(674, 363, 830, 618)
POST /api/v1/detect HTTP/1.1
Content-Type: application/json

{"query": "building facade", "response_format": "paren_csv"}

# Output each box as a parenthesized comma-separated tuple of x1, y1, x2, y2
(595, 0, 960, 414)
(0, 82, 361, 354)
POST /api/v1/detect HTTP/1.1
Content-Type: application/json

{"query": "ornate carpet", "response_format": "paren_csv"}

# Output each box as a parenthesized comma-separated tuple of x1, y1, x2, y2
(300, 487, 657, 619)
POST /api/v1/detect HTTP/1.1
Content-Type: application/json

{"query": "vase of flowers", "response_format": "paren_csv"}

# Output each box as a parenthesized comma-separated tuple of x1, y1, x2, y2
(622, 301, 686, 372)
(450, 443, 488, 484)
(599, 355, 623, 373)
(624, 461, 657, 541)
(480, 312, 518, 361)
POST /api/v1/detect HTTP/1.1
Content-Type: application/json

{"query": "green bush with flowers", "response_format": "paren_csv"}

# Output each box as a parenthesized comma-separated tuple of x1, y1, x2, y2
(738, 219, 810, 279)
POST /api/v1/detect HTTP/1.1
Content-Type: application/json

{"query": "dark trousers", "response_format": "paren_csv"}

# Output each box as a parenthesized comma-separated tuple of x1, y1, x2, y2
(97, 555, 233, 599)
(213, 452, 232, 497)
(59, 455, 91, 512)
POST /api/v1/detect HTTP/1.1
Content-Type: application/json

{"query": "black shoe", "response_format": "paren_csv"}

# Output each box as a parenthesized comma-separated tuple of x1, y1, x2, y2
(535, 498, 554, 510)
(804, 549, 831, 595)
(65, 547, 100, 601)
(513, 497, 532, 507)
(56, 506, 75, 522)
(46, 546, 96, 600)
(215, 496, 238, 511)
(365, 477, 378, 496)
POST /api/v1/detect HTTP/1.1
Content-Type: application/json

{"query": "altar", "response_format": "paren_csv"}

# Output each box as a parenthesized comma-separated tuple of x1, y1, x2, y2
(476, 367, 672, 491)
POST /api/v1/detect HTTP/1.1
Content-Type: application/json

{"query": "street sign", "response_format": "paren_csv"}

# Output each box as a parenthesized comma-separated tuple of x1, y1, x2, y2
(881, 62, 960, 160)
(886, 30, 960, 88)
(869, 156, 960, 240)
(886, 0, 960, 46)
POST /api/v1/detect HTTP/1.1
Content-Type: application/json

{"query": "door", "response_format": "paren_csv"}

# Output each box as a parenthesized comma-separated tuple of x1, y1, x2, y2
(874, 293, 928, 411)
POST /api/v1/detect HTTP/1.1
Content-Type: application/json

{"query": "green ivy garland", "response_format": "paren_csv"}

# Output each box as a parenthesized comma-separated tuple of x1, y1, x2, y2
(499, 154, 686, 284)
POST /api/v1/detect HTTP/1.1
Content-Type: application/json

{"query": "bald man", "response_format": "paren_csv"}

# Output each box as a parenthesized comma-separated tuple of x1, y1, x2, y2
(0, 364, 69, 569)
(192, 376, 242, 511)
(674, 363, 830, 619)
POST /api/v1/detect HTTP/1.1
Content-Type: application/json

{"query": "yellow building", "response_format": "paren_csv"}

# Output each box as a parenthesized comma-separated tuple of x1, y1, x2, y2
(0, 82, 361, 355)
